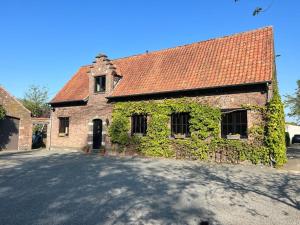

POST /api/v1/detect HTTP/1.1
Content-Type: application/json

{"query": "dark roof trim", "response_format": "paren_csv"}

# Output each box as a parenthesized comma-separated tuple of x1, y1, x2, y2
(107, 81, 271, 99)
(49, 99, 87, 107)
(49, 97, 88, 105)
(221, 108, 247, 113)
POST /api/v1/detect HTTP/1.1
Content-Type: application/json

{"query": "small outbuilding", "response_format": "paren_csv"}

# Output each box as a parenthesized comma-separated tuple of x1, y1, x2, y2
(0, 86, 32, 150)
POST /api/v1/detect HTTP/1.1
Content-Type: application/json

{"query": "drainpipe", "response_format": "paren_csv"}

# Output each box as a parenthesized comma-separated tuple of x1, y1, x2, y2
(266, 82, 273, 103)
(48, 107, 54, 150)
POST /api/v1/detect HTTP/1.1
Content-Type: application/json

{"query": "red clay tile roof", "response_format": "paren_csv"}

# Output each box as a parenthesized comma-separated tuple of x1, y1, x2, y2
(51, 66, 89, 103)
(111, 26, 273, 97)
(51, 26, 274, 103)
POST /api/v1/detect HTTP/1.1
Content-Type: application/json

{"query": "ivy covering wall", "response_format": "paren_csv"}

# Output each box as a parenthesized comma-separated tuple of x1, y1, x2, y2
(109, 99, 220, 157)
(265, 78, 287, 166)
(109, 96, 286, 165)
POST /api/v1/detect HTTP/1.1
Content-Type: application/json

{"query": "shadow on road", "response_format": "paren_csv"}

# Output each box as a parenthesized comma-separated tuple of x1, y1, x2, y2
(0, 151, 299, 225)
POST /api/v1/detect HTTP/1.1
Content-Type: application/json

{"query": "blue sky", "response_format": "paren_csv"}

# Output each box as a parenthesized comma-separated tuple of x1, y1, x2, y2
(0, 0, 299, 121)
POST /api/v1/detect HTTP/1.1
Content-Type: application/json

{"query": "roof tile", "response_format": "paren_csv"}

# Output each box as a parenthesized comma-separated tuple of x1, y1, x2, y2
(51, 66, 89, 103)
(51, 26, 273, 103)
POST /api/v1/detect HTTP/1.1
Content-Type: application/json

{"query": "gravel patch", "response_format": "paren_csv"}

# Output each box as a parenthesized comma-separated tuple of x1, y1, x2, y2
(0, 149, 299, 225)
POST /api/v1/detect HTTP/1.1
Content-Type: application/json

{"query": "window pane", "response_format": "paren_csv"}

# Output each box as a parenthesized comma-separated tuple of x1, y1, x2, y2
(100, 76, 106, 91)
(59, 117, 69, 135)
(241, 125, 247, 137)
(94, 77, 99, 92)
(235, 125, 241, 135)
(227, 124, 233, 134)
(235, 112, 241, 123)
(137, 115, 141, 133)
(221, 110, 248, 138)
(94, 76, 106, 92)
(132, 115, 147, 135)
(222, 125, 228, 137)
(171, 113, 190, 136)
(241, 111, 247, 124)
(227, 113, 232, 123)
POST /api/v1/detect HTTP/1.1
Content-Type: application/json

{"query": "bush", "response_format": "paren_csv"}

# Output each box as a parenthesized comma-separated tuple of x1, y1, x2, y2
(265, 79, 287, 167)
(109, 113, 130, 146)
(285, 132, 290, 147)
(0, 105, 5, 120)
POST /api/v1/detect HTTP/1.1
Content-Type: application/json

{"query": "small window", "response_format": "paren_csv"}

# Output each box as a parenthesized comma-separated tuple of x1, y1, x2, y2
(94, 76, 106, 93)
(59, 117, 69, 136)
(171, 113, 190, 137)
(131, 114, 147, 135)
(221, 110, 247, 138)
(113, 75, 121, 88)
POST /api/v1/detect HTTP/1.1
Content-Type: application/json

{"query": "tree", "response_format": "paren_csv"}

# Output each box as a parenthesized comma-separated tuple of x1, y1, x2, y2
(20, 85, 50, 117)
(265, 77, 286, 167)
(0, 105, 5, 120)
(284, 80, 300, 123)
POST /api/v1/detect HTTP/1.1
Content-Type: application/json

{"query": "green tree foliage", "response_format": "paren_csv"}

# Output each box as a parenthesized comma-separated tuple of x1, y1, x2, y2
(265, 80, 287, 166)
(20, 85, 50, 117)
(284, 80, 300, 123)
(0, 105, 5, 120)
(285, 132, 290, 147)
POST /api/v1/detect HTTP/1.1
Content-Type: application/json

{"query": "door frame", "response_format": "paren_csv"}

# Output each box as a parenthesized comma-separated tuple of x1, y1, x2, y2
(92, 119, 102, 149)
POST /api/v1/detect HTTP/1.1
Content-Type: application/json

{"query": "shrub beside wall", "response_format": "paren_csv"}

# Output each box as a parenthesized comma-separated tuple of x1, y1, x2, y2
(265, 79, 287, 166)
(0, 105, 5, 120)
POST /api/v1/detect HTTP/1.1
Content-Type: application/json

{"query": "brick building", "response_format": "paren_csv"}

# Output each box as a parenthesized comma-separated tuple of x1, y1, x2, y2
(49, 27, 275, 151)
(0, 86, 32, 150)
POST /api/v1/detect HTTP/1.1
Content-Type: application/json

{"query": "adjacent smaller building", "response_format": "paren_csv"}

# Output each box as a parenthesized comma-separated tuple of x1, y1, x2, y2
(286, 124, 300, 144)
(0, 86, 32, 150)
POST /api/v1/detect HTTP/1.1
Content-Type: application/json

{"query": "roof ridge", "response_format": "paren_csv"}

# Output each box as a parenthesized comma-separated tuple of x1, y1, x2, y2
(112, 26, 273, 62)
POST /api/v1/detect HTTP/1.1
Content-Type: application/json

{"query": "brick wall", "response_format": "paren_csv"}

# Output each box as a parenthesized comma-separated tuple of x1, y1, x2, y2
(49, 102, 113, 150)
(49, 90, 268, 149)
(0, 86, 32, 150)
(194, 91, 267, 128)
(49, 54, 117, 150)
(49, 54, 270, 150)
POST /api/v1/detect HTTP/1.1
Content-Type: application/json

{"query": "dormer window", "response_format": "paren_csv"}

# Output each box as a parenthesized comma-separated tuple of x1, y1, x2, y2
(94, 76, 106, 93)
(113, 75, 121, 88)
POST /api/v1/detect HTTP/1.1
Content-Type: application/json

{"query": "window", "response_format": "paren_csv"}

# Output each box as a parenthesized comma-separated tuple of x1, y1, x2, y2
(221, 110, 247, 138)
(94, 76, 106, 93)
(131, 114, 147, 135)
(171, 113, 190, 137)
(59, 117, 69, 136)
(113, 75, 121, 88)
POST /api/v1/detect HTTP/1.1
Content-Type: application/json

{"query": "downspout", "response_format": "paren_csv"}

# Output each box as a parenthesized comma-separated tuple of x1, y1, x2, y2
(48, 107, 54, 150)
(266, 82, 272, 103)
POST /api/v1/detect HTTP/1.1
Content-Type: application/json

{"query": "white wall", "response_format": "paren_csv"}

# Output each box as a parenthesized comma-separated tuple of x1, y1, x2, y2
(285, 124, 300, 144)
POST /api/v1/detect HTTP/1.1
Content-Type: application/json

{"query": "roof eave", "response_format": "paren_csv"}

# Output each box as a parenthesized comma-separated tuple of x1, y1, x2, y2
(107, 81, 272, 99)
(49, 99, 87, 105)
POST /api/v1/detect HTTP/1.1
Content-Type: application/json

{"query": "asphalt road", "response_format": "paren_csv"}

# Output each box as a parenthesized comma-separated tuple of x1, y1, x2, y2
(0, 150, 299, 225)
(287, 144, 300, 159)
(283, 144, 300, 172)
